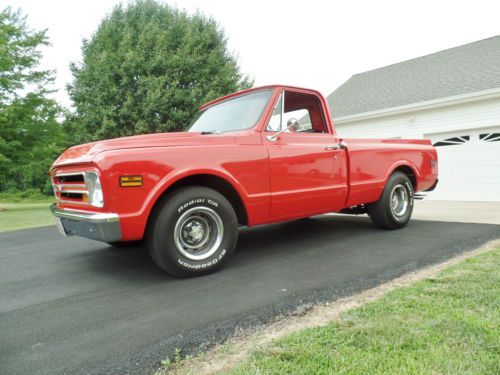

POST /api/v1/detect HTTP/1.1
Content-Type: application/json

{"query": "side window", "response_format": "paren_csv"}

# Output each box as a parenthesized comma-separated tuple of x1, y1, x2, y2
(267, 95, 282, 131)
(283, 109, 312, 131)
(266, 90, 327, 133)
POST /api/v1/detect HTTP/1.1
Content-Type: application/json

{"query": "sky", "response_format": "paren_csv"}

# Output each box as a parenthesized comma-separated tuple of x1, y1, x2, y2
(6, 0, 500, 109)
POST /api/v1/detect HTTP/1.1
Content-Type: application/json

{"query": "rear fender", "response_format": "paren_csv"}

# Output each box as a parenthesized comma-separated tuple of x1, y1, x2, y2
(384, 161, 420, 191)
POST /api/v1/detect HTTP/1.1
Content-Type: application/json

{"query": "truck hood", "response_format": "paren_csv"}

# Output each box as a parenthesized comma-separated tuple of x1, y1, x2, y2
(53, 132, 236, 167)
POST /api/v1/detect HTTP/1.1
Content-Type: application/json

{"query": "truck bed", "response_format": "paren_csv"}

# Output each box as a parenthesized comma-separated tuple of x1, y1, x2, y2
(344, 138, 438, 207)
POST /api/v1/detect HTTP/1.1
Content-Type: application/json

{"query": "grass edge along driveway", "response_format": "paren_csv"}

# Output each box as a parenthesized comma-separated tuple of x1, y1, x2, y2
(161, 247, 500, 374)
(228, 247, 500, 375)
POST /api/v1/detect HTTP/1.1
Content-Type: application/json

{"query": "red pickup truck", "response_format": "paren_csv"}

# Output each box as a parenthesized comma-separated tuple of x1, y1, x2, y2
(50, 85, 438, 277)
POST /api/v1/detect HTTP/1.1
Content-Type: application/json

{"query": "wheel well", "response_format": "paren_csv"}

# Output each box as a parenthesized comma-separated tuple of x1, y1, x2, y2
(151, 174, 248, 226)
(393, 165, 417, 190)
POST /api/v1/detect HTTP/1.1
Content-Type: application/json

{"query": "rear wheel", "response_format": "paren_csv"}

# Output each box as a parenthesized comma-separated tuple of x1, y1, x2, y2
(147, 186, 238, 277)
(367, 172, 414, 229)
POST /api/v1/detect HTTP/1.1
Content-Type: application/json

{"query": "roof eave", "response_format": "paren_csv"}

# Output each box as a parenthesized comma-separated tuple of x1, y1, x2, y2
(333, 87, 500, 124)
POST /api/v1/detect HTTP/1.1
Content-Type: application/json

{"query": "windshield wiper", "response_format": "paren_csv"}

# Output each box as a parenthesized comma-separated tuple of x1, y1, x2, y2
(200, 131, 221, 135)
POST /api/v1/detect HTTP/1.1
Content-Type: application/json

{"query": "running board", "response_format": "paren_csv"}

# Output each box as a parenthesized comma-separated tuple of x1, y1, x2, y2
(414, 193, 426, 200)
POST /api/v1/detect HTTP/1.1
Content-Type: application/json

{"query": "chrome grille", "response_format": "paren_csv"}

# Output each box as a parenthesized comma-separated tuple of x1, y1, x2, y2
(51, 172, 90, 205)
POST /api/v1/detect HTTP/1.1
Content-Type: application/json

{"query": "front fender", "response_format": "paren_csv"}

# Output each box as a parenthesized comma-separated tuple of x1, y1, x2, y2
(140, 167, 249, 220)
(93, 145, 270, 240)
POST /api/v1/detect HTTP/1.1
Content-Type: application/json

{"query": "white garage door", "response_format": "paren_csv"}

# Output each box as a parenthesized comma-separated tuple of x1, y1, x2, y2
(426, 127, 500, 201)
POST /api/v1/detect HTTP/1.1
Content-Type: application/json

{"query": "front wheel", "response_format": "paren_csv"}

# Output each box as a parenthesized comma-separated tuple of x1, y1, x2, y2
(147, 186, 238, 277)
(367, 172, 414, 229)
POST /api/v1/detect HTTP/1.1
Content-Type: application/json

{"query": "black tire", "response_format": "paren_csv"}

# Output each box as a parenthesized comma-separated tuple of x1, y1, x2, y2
(147, 186, 238, 277)
(367, 172, 414, 229)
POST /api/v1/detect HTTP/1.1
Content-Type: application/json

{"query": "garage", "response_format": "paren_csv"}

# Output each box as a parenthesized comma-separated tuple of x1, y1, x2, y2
(427, 128, 500, 201)
(327, 35, 500, 202)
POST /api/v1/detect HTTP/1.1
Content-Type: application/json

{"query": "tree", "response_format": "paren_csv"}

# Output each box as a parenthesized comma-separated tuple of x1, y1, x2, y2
(67, 0, 252, 143)
(0, 7, 63, 193)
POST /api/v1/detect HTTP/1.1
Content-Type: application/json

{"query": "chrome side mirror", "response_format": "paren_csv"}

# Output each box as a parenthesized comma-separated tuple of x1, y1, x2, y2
(266, 118, 299, 142)
(286, 118, 299, 131)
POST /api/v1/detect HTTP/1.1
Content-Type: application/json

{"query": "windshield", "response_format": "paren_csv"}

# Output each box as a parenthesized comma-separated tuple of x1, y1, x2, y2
(188, 90, 273, 133)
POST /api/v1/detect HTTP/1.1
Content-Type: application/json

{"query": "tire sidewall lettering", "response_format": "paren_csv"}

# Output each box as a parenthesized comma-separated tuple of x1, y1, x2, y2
(177, 248, 227, 270)
(177, 198, 219, 213)
(404, 181, 414, 207)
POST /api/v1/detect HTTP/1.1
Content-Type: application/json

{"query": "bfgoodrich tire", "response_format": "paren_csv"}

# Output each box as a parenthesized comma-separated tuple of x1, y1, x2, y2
(367, 171, 414, 229)
(147, 186, 238, 277)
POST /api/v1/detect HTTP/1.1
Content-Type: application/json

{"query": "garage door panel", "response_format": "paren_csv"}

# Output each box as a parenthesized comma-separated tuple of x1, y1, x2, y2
(438, 160, 500, 168)
(426, 128, 500, 201)
(439, 165, 500, 175)
(439, 149, 499, 159)
(431, 183, 500, 201)
(436, 176, 500, 184)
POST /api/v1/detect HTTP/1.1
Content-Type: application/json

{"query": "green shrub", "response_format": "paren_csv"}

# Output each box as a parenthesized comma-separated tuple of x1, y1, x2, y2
(0, 188, 53, 203)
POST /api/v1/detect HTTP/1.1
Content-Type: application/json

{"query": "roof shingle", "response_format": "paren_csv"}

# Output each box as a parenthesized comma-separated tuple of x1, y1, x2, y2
(328, 35, 500, 118)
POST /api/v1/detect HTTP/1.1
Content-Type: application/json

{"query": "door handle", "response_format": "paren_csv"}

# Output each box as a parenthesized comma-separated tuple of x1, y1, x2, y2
(325, 145, 340, 150)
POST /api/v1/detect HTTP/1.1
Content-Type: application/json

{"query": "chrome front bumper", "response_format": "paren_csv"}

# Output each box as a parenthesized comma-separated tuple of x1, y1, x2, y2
(50, 204, 122, 243)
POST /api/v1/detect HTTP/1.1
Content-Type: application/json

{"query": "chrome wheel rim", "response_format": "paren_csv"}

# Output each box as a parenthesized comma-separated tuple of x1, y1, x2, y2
(390, 184, 409, 217)
(173, 206, 223, 261)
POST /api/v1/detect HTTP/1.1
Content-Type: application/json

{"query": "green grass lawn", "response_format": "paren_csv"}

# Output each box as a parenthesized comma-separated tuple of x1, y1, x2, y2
(227, 248, 500, 375)
(0, 203, 54, 232)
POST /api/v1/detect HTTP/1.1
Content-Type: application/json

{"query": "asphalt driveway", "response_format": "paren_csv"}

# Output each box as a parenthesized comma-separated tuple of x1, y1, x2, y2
(1, 216, 499, 375)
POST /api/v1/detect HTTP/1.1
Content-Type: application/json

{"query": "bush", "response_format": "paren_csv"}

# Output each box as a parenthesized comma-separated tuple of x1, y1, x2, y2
(0, 188, 53, 203)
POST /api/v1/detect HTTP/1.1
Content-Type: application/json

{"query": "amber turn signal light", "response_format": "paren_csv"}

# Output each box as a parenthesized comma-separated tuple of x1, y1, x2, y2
(120, 176, 143, 187)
